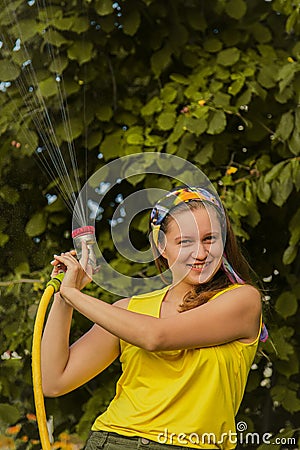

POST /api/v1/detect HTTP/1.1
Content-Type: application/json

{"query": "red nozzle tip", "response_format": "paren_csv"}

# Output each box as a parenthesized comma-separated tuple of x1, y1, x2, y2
(72, 226, 95, 238)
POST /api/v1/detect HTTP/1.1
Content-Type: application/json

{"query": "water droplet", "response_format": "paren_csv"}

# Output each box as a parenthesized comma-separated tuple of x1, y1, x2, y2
(263, 275, 272, 282)
(242, 147, 247, 153)
(97, 152, 103, 159)
(33, 237, 41, 243)
(262, 247, 267, 254)
(267, 113, 272, 119)
(0, 41, 3, 49)
(238, 125, 244, 131)
(273, 269, 279, 275)
(45, 193, 57, 205)
(213, 28, 220, 34)
(28, 86, 34, 92)
(95, 24, 101, 30)
(115, 193, 123, 203)
(28, 0, 35, 5)
(22, 59, 32, 68)
(13, 38, 21, 52)
(56, 75, 61, 82)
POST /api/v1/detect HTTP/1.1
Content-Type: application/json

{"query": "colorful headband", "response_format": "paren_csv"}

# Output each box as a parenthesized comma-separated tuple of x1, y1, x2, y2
(149, 186, 268, 342)
(150, 186, 225, 247)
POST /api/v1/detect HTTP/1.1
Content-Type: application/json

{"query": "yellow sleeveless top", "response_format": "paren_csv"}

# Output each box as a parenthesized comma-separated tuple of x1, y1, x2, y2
(92, 284, 260, 449)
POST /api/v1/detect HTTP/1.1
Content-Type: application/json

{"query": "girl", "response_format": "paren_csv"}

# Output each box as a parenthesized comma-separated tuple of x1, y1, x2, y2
(42, 186, 266, 450)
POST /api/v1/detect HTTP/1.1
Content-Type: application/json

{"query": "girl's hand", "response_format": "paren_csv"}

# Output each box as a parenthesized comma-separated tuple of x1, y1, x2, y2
(51, 242, 92, 292)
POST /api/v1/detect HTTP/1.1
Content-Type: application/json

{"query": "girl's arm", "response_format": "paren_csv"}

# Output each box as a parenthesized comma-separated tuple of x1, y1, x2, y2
(41, 294, 124, 397)
(56, 252, 262, 352)
(41, 251, 129, 397)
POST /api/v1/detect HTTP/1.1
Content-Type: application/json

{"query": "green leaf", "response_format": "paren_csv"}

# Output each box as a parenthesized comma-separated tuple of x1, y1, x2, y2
(157, 112, 176, 130)
(252, 23, 272, 43)
(257, 65, 276, 89)
(25, 211, 47, 237)
(275, 110, 294, 141)
(257, 177, 271, 203)
(123, 10, 141, 36)
(0, 232, 9, 247)
(265, 327, 294, 360)
(183, 117, 207, 135)
(0, 403, 20, 426)
(53, 17, 74, 30)
(151, 46, 171, 76)
(207, 110, 226, 134)
(43, 29, 70, 47)
(232, 200, 249, 216)
(161, 85, 177, 103)
(87, 131, 103, 150)
(127, 134, 144, 145)
(282, 390, 300, 412)
(56, 117, 84, 141)
(228, 76, 245, 95)
(286, 9, 298, 33)
(275, 292, 298, 319)
(0, 60, 20, 81)
(67, 41, 93, 65)
(170, 73, 189, 85)
(38, 77, 59, 98)
(283, 245, 298, 265)
(95, 0, 113, 16)
(193, 143, 214, 165)
(203, 38, 223, 53)
(0, 185, 20, 204)
(95, 105, 113, 122)
(72, 16, 90, 33)
(141, 97, 162, 116)
(225, 0, 247, 20)
(271, 167, 293, 207)
(49, 56, 69, 74)
(217, 47, 240, 67)
(289, 130, 300, 156)
(277, 63, 297, 93)
(264, 161, 287, 182)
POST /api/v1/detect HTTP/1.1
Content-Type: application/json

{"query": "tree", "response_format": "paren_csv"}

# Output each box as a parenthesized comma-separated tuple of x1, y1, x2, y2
(0, 0, 299, 448)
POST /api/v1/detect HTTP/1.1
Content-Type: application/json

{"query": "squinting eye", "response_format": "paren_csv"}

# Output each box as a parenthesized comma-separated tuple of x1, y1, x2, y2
(204, 235, 217, 242)
(179, 239, 192, 244)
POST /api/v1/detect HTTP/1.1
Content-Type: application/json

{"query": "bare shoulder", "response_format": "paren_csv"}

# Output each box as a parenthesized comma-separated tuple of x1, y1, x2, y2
(214, 284, 262, 312)
(113, 297, 131, 309)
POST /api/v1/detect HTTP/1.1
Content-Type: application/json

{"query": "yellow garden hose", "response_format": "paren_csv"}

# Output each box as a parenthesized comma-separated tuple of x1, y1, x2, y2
(32, 273, 65, 450)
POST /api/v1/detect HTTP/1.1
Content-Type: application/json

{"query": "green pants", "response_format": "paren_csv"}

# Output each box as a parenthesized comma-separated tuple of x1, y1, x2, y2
(84, 431, 201, 450)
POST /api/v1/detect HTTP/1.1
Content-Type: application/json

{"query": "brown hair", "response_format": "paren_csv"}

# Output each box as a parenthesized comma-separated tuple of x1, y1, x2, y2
(149, 200, 256, 312)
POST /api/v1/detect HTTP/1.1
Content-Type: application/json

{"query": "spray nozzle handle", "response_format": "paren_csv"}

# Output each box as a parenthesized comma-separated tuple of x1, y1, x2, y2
(46, 272, 65, 293)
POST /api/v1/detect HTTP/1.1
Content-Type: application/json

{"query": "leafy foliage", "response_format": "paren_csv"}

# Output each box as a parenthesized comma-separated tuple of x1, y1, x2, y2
(0, 0, 300, 448)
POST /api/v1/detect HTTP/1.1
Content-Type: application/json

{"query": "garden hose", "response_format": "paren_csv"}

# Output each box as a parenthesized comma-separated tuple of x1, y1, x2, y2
(32, 273, 64, 450)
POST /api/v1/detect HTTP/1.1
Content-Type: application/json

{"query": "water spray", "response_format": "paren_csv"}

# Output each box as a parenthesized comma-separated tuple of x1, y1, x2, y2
(32, 226, 96, 449)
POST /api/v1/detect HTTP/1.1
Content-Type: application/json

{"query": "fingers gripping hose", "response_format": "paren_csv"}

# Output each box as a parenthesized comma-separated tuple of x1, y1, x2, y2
(32, 273, 64, 450)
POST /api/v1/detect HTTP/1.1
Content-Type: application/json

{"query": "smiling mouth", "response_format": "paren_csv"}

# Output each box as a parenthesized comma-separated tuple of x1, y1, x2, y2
(187, 262, 210, 270)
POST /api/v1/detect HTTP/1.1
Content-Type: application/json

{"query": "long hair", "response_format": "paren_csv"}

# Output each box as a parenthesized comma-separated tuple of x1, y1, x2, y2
(149, 200, 256, 312)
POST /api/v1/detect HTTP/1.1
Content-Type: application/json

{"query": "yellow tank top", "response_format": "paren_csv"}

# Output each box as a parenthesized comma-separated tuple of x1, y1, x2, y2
(92, 284, 260, 449)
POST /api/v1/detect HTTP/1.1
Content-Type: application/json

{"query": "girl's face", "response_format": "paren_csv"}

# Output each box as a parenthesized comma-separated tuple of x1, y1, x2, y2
(159, 206, 224, 287)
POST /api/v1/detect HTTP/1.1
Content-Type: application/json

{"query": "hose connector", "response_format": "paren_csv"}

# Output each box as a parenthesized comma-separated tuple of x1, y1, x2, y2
(46, 272, 65, 293)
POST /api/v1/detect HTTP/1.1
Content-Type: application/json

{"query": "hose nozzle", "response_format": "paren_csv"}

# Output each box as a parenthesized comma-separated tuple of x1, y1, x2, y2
(46, 272, 65, 293)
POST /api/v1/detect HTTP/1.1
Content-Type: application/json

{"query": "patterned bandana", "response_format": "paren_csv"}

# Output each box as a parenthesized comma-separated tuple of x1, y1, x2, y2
(149, 186, 268, 342)
(150, 186, 225, 247)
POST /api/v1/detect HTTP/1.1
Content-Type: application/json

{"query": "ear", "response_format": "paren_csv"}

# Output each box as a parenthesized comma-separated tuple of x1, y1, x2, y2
(157, 239, 167, 259)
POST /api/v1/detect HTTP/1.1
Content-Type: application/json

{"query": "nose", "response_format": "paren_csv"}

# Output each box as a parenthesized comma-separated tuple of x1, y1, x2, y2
(191, 241, 208, 260)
